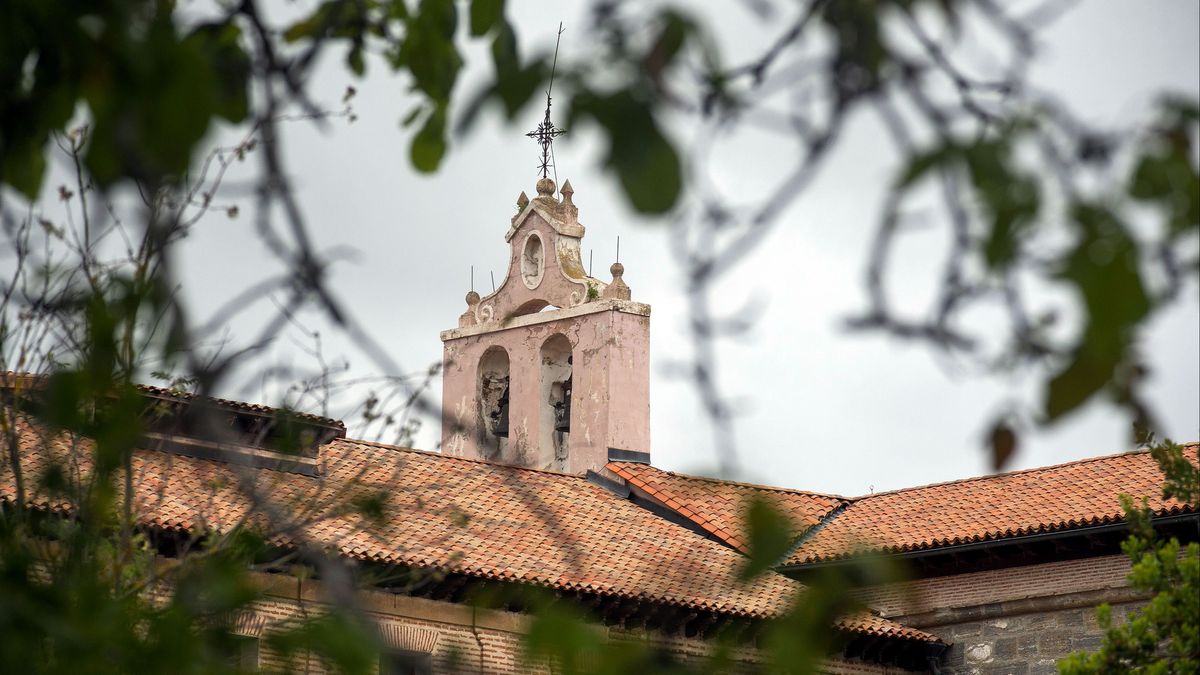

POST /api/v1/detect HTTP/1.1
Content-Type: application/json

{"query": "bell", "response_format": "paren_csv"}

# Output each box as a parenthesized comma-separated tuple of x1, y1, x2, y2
(554, 378, 572, 433)
(493, 382, 510, 438)
(494, 403, 509, 437)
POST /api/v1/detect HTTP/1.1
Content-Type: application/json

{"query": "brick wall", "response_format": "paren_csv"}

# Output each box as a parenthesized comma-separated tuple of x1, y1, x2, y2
(855, 554, 1134, 619)
(237, 572, 899, 674)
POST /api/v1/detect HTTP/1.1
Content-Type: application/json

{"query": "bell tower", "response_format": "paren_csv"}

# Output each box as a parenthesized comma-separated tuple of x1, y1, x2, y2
(440, 178, 650, 474)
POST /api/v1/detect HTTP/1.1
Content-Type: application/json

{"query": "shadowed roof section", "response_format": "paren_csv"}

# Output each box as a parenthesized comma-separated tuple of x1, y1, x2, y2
(606, 461, 846, 554)
(0, 371, 346, 431)
(0, 408, 940, 644)
(784, 446, 1198, 567)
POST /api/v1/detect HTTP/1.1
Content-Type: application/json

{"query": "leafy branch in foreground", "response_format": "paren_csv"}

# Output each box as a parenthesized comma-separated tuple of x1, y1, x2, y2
(1058, 440, 1199, 674)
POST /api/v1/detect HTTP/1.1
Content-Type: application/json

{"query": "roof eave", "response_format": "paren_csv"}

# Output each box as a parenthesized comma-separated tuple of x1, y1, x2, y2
(779, 510, 1200, 573)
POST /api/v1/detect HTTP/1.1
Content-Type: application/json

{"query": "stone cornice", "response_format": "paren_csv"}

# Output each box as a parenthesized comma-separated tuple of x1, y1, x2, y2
(441, 298, 650, 341)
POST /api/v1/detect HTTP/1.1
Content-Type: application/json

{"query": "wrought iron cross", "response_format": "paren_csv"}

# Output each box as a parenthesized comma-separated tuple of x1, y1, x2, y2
(526, 108, 564, 179)
(526, 23, 566, 179)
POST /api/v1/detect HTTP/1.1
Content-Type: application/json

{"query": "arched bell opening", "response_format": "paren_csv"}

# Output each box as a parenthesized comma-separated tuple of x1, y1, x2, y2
(477, 346, 510, 459)
(539, 333, 573, 471)
(512, 299, 551, 317)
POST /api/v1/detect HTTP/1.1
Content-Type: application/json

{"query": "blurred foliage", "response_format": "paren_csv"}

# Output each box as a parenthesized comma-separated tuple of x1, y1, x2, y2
(5, 3, 1195, 466)
(0, 293, 385, 673)
(1058, 440, 1200, 674)
(519, 505, 907, 674)
(1, 0, 1198, 673)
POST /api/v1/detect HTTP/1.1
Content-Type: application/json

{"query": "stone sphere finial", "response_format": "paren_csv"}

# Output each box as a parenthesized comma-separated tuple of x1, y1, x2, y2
(604, 262, 631, 300)
(536, 177, 556, 197)
(466, 290, 481, 306)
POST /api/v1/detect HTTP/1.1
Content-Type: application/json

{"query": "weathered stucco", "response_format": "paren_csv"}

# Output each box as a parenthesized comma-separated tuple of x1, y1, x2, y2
(441, 179, 651, 474)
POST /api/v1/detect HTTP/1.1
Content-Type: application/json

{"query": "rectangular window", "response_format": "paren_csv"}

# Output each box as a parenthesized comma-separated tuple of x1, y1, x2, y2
(224, 635, 260, 671)
(379, 649, 432, 675)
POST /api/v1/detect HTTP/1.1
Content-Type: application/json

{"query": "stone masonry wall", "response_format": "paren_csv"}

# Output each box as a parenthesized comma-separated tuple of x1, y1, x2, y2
(929, 601, 1142, 675)
(854, 554, 1143, 675)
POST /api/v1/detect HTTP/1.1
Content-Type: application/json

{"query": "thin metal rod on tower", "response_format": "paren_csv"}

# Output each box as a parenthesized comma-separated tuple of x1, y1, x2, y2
(589, 249, 593, 277)
(616, 236, 620, 264)
(471, 266, 474, 292)
(525, 23, 567, 180)
(550, 22, 563, 189)
(490, 271, 496, 293)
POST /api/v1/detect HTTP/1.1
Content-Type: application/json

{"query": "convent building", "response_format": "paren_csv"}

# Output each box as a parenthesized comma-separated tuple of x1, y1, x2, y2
(2, 175, 1196, 674)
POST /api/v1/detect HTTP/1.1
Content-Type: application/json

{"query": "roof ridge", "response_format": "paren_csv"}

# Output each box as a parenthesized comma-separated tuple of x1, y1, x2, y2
(1, 371, 345, 429)
(136, 383, 345, 428)
(335, 436, 591, 480)
(848, 445, 1195, 500)
(607, 461, 846, 500)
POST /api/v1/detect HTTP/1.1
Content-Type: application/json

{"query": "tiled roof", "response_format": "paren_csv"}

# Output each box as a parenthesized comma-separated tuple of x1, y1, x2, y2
(0, 371, 346, 431)
(785, 447, 1198, 566)
(606, 461, 845, 554)
(135, 383, 346, 430)
(0, 409, 939, 644)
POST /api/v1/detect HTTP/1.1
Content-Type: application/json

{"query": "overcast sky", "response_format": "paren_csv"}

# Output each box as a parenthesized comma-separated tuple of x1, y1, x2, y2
(34, 1, 1196, 496)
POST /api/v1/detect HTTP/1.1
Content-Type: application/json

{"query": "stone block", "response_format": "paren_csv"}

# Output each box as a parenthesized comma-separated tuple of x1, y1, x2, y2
(993, 637, 1018, 660)
(948, 623, 984, 639)
(1059, 610, 1085, 628)
(981, 664, 1028, 675)
(1037, 631, 1072, 655)
(965, 643, 994, 663)
(943, 644, 965, 667)
(982, 619, 1013, 637)
(1030, 661, 1059, 675)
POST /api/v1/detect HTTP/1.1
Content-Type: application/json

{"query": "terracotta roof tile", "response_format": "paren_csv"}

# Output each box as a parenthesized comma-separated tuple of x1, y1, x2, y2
(134, 382, 345, 430)
(606, 462, 846, 555)
(0, 371, 345, 430)
(785, 447, 1198, 566)
(0, 409, 937, 644)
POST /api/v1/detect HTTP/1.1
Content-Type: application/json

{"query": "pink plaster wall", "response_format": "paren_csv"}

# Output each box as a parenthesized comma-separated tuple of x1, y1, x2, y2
(440, 179, 650, 474)
(441, 303, 650, 474)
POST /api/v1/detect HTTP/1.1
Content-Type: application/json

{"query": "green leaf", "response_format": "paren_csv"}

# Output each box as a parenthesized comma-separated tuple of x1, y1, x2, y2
(83, 13, 222, 185)
(410, 106, 447, 172)
(469, 0, 505, 37)
(1, 138, 48, 200)
(895, 142, 959, 189)
(987, 420, 1018, 470)
(1128, 118, 1199, 239)
(964, 139, 1039, 270)
(185, 22, 251, 124)
(346, 43, 366, 76)
(1044, 203, 1152, 422)
(569, 88, 682, 214)
(491, 22, 520, 76)
(740, 498, 794, 581)
(283, 1, 338, 42)
(642, 11, 693, 78)
(399, 0, 463, 102)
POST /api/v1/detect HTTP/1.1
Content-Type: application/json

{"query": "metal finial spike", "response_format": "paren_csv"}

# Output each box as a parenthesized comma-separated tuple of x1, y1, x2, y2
(525, 23, 567, 179)
(490, 271, 496, 293)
